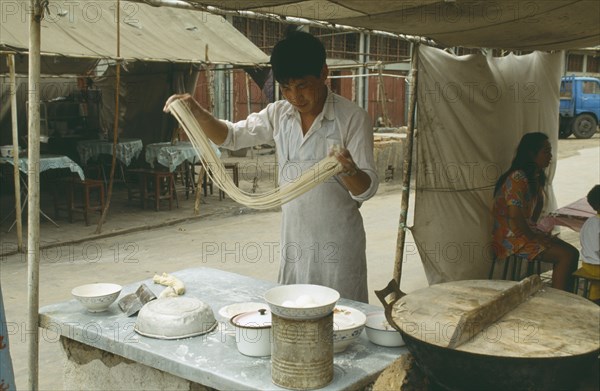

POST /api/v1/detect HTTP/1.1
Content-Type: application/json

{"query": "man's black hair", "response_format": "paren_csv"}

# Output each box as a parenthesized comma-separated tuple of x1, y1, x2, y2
(270, 30, 326, 84)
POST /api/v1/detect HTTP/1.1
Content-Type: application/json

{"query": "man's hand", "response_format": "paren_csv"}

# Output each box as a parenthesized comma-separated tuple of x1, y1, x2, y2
(163, 93, 196, 113)
(328, 146, 371, 196)
(163, 93, 229, 145)
(329, 146, 359, 176)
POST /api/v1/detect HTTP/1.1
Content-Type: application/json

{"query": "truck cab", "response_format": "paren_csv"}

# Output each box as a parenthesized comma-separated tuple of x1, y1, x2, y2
(559, 76, 600, 139)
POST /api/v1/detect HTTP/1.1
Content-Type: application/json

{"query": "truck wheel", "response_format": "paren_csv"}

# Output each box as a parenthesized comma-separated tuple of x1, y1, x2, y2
(572, 114, 598, 139)
(558, 118, 572, 139)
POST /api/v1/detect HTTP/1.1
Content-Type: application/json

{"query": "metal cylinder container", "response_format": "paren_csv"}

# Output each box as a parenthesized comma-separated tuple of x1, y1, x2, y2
(271, 312, 333, 390)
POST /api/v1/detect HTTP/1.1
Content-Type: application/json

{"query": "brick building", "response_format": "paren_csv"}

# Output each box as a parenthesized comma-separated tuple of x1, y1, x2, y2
(194, 17, 413, 127)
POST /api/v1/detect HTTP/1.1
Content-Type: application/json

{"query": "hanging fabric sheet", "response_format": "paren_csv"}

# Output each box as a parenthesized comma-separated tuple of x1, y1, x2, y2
(412, 46, 563, 284)
(168, 100, 344, 210)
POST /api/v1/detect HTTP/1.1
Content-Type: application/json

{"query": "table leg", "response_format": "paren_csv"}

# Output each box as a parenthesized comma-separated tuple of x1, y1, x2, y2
(7, 175, 60, 232)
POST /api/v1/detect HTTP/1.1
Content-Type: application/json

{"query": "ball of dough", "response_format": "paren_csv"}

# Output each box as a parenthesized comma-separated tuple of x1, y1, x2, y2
(295, 294, 316, 308)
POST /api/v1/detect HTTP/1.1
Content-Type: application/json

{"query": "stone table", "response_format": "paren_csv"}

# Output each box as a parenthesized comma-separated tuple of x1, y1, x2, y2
(39, 267, 407, 390)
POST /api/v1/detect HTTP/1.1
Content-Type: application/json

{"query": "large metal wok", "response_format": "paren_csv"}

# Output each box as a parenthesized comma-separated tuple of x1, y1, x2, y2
(376, 278, 600, 391)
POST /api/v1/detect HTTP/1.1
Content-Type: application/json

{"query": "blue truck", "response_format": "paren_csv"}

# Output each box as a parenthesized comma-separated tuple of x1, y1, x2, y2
(559, 76, 600, 139)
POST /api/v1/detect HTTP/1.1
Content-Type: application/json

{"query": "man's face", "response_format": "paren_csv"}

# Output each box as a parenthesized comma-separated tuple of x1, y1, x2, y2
(279, 68, 328, 116)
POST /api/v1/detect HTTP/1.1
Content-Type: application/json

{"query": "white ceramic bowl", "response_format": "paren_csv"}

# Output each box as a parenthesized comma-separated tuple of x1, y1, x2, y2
(0, 145, 21, 158)
(72, 283, 122, 312)
(333, 305, 367, 353)
(230, 308, 272, 357)
(264, 284, 340, 320)
(365, 312, 405, 347)
(135, 297, 217, 340)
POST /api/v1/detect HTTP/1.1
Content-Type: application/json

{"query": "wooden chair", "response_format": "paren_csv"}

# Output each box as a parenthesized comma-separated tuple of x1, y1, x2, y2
(572, 266, 600, 300)
(489, 254, 541, 281)
(56, 177, 105, 226)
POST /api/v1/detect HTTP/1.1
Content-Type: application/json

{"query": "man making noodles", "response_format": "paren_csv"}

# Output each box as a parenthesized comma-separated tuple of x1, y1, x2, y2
(164, 31, 378, 302)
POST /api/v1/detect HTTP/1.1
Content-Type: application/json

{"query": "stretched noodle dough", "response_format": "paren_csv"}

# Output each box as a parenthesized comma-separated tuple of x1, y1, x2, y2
(168, 100, 344, 209)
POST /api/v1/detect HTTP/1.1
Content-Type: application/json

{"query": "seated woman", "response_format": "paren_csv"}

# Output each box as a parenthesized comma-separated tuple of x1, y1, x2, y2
(492, 132, 579, 291)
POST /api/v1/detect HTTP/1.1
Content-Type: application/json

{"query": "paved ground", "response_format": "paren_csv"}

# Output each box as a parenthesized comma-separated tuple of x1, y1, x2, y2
(0, 134, 598, 390)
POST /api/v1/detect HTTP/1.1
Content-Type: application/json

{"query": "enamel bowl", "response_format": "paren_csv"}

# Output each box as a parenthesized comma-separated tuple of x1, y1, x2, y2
(135, 296, 217, 339)
(71, 283, 122, 312)
(264, 284, 340, 320)
(333, 305, 367, 353)
(365, 311, 405, 347)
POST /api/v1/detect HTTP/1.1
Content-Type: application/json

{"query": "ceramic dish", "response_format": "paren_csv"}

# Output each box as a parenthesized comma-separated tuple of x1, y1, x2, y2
(218, 302, 268, 321)
(72, 283, 122, 312)
(134, 297, 217, 340)
(333, 305, 367, 353)
(264, 284, 339, 320)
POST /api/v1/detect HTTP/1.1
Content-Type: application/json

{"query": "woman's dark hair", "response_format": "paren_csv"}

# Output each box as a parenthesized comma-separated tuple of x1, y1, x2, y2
(494, 132, 549, 196)
(587, 185, 600, 212)
(270, 30, 326, 84)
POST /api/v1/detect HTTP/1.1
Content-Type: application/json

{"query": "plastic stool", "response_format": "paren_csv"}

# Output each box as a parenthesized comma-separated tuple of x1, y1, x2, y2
(572, 267, 600, 299)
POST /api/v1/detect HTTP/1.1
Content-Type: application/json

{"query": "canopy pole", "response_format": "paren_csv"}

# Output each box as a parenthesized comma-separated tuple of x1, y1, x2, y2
(194, 45, 215, 215)
(27, 1, 43, 389)
(7, 54, 23, 252)
(392, 43, 419, 294)
(377, 62, 390, 127)
(95, 0, 121, 234)
(245, 72, 254, 159)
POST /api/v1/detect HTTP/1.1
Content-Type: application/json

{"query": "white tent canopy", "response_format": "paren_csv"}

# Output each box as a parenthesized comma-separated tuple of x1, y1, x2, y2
(174, 0, 600, 50)
(0, 0, 269, 65)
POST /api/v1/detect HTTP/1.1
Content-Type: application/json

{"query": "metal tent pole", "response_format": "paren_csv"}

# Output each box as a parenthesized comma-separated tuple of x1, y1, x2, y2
(392, 43, 419, 294)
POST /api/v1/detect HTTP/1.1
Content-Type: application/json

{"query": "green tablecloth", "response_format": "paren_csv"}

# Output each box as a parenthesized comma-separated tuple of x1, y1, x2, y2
(145, 141, 221, 172)
(0, 154, 85, 180)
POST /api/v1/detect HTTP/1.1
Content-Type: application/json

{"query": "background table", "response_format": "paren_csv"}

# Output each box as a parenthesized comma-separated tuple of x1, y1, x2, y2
(540, 197, 595, 232)
(0, 154, 85, 229)
(145, 141, 221, 173)
(77, 138, 143, 167)
(0, 154, 84, 180)
(39, 267, 406, 390)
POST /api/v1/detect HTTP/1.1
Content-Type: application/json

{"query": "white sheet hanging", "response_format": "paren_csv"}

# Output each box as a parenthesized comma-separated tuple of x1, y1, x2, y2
(413, 46, 563, 284)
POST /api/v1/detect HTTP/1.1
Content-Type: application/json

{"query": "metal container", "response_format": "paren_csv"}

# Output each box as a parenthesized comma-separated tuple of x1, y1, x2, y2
(376, 279, 600, 391)
(271, 312, 333, 390)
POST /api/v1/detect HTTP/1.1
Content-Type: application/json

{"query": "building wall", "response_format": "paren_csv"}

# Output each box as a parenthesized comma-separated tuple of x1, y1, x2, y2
(565, 50, 600, 77)
(199, 16, 414, 126)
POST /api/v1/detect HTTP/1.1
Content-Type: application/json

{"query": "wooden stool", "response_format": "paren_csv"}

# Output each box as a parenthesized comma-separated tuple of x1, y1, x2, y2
(572, 267, 600, 299)
(192, 162, 213, 196)
(57, 177, 105, 226)
(128, 169, 178, 211)
(219, 162, 240, 200)
(489, 254, 541, 281)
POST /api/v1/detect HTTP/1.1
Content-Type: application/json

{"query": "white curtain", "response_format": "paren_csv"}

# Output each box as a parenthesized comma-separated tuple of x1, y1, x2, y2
(412, 46, 563, 284)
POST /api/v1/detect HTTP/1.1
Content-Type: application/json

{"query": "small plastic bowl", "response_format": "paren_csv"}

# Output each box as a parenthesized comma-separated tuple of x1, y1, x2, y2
(264, 284, 339, 320)
(365, 312, 405, 347)
(71, 283, 122, 312)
